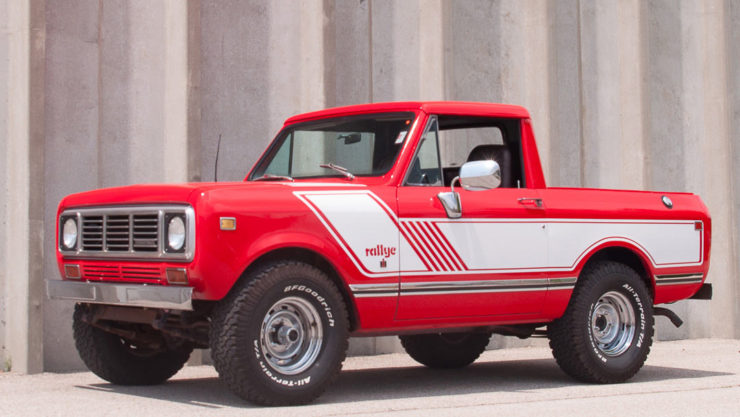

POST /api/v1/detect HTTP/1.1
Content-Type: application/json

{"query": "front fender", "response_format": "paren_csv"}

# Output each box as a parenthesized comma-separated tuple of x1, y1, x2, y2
(195, 229, 356, 301)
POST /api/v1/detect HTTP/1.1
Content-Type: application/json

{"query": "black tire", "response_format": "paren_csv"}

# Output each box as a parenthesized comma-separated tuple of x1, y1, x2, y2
(209, 261, 349, 406)
(73, 304, 193, 385)
(399, 332, 491, 369)
(548, 261, 654, 383)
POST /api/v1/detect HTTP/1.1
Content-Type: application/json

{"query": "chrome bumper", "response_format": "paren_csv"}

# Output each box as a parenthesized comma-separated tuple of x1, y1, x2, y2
(46, 280, 193, 311)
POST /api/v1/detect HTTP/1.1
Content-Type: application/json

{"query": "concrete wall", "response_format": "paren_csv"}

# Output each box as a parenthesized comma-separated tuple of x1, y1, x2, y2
(41, 0, 192, 371)
(1, 0, 45, 374)
(0, 0, 11, 372)
(1, 0, 739, 372)
(730, 1, 740, 335)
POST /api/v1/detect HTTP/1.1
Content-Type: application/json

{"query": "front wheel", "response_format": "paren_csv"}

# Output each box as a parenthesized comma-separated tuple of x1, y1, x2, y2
(400, 332, 491, 369)
(548, 261, 654, 383)
(210, 261, 349, 406)
(73, 304, 193, 385)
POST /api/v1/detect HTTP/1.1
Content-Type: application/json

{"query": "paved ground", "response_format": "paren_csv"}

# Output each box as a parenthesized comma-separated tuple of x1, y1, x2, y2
(1, 338, 738, 416)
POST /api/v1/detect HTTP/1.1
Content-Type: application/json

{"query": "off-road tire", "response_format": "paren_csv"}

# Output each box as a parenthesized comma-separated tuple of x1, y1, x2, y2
(548, 261, 654, 383)
(399, 332, 491, 369)
(73, 304, 193, 385)
(209, 261, 349, 406)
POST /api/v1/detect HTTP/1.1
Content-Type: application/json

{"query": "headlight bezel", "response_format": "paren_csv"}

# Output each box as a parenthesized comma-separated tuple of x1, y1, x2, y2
(165, 213, 187, 253)
(60, 216, 79, 251)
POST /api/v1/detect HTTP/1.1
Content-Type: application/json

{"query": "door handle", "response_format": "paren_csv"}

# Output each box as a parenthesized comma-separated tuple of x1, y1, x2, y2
(518, 198, 543, 208)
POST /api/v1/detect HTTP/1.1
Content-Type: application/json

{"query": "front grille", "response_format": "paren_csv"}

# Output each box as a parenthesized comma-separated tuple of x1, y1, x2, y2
(133, 214, 158, 252)
(81, 213, 159, 253)
(83, 264, 118, 278)
(82, 264, 163, 283)
(82, 216, 103, 251)
(105, 215, 131, 251)
(60, 205, 193, 260)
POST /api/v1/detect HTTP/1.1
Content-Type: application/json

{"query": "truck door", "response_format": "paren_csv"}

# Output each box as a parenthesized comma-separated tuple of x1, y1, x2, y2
(395, 115, 547, 320)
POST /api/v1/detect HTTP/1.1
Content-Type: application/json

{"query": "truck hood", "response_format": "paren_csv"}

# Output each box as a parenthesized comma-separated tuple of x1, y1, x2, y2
(60, 182, 253, 209)
(58, 180, 369, 210)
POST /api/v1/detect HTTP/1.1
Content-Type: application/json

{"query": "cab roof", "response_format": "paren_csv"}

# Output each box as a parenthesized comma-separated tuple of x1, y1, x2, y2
(283, 101, 530, 125)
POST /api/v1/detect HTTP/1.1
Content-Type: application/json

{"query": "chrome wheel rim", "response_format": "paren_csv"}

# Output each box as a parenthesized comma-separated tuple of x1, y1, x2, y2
(260, 296, 323, 375)
(590, 291, 635, 357)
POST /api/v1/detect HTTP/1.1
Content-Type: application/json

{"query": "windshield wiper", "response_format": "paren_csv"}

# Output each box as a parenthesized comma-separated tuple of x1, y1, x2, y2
(253, 174, 294, 182)
(319, 163, 355, 180)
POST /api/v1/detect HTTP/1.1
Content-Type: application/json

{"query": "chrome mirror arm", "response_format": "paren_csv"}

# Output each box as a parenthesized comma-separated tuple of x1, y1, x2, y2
(437, 176, 462, 219)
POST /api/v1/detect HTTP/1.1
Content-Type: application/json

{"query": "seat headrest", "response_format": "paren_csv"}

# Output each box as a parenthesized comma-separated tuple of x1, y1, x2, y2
(466, 144, 512, 188)
(466, 145, 509, 162)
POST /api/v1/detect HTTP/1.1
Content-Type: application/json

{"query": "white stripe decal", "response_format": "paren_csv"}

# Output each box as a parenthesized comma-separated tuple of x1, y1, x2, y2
(282, 183, 367, 187)
(436, 220, 549, 271)
(408, 221, 447, 271)
(294, 191, 704, 278)
(399, 223, 430, 270)
(418, 221, 458, 271)
(400, 221, 437, 271)
(294, 190, 425, 277)
(425, 222, 464, 271)
(430, 221, 468, 270)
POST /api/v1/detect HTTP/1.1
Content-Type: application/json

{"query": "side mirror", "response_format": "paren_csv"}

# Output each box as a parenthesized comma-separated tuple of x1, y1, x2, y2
(437, 160, 501, 218)
(459, 160, 501, 191)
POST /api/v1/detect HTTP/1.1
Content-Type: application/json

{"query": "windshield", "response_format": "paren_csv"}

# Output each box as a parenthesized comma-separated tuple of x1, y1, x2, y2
(249, 112, 416, 180)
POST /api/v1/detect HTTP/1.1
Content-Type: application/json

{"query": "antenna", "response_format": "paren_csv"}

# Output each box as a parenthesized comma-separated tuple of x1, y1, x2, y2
(214, 134, 222, 182)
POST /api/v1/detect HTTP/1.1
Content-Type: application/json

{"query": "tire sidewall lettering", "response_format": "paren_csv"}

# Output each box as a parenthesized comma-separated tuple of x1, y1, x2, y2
(251, 281, 338, 389)
(283, 284, 335, 328)
(252, 339, 312, 388)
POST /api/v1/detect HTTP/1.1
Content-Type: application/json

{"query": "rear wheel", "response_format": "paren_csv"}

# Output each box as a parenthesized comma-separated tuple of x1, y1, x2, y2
(73, 304, 193, 385)
(400, 332, 491, 369)
(210, 261, 349, 406)
(548, 261, 654, 383)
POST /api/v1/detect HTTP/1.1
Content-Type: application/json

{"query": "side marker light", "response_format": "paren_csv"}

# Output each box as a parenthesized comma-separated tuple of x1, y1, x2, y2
(220, 217, 236, 231)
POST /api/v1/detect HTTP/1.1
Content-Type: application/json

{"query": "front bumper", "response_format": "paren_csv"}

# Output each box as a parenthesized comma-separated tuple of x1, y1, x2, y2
(46, 280, 193, 310)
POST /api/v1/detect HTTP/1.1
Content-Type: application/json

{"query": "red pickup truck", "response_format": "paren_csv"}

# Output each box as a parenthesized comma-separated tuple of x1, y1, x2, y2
(48, 101, 712, 405)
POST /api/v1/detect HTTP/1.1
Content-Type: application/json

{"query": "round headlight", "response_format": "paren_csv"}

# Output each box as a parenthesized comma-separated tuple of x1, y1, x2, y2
(167, 216, 186, 251)
(62, 217, 78, 250)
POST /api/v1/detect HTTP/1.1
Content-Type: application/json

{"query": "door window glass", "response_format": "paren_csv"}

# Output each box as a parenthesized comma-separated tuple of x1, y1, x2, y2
(406, 118, 442, 186)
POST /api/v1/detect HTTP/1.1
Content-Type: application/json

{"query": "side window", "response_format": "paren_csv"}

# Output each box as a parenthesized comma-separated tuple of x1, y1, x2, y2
(406, 118, 442, 186)
(437, 116, 524, 188)
(264, 132, 292, 176)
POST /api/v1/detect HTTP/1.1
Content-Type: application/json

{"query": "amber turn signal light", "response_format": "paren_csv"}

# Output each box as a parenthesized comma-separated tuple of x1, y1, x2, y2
(64, 264, 81, 279)
(220, 217, 236, 230)
(166, 268, 188, 285)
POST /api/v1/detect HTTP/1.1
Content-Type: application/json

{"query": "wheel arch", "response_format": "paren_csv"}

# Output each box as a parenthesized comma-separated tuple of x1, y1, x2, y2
(237, 246, 360, 331)
(579, 244, 655, 300)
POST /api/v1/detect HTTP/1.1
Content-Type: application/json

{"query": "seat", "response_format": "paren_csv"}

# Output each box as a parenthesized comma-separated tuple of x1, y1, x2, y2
(466, 145, 512, 188)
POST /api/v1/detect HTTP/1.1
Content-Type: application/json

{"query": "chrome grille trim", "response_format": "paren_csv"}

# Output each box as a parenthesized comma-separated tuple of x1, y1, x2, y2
(82, 216, 103, 251)
(105, 215, 130, 251)
(59, 205, 195, 261)
(132, 213, 159, 251)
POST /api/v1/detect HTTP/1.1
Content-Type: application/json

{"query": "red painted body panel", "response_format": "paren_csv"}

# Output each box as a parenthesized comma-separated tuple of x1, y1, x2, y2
(540, 187, 711, 305)
(55, 101, 711, 335)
